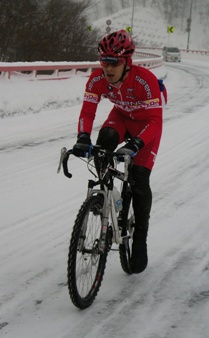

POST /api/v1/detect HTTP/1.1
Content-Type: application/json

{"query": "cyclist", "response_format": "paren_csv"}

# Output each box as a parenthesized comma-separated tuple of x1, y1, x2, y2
(73, 30, 167, 274)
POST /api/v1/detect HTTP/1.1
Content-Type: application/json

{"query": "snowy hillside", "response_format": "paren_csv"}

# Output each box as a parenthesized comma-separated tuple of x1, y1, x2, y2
(88, 0, 209, 50)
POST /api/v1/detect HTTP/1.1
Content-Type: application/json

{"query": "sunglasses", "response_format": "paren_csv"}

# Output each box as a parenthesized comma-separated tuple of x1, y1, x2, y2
(99, 57, 125, 67)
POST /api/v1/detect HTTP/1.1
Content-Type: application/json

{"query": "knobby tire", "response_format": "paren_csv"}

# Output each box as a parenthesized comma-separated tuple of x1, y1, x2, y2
(67, 195, 108, 309)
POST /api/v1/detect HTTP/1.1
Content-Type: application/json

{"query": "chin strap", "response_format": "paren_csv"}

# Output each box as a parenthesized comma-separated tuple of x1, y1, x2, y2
(112, 63, 131, 85)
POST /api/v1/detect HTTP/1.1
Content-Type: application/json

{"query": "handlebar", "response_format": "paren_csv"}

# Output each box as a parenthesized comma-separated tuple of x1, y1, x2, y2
(57, 145, 132, 180)
(57, 147, 73, 178)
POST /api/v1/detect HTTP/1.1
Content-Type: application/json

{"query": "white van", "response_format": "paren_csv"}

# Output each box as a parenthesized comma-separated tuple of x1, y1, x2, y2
(162, 46, 181, 62)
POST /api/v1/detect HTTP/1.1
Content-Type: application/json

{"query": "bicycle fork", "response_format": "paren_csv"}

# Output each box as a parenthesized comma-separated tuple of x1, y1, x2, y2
(90, 188, 112, 253)
(86, 187, 122, 253)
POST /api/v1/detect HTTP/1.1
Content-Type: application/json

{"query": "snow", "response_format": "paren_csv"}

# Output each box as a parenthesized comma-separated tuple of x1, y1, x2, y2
(1, 51, 209, 338)
(91, 3, 209, 51)
(1, 15, 209, 338)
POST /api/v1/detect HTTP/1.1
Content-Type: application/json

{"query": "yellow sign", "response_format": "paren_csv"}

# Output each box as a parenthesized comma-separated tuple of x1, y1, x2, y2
(126, 26, 132, 33)
(167, 26, 175, 33)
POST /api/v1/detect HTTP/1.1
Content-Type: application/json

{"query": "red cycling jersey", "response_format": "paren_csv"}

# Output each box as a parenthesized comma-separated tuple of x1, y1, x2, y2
(78, 65, 167, 169)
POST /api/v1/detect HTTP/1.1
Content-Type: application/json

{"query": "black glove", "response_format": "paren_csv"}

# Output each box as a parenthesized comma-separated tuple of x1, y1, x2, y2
(73, 132, 91, 157)
(116, 137, 144, 157)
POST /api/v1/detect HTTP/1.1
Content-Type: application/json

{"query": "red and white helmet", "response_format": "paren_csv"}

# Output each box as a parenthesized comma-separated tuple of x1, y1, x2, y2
(98, 30, 135, 58)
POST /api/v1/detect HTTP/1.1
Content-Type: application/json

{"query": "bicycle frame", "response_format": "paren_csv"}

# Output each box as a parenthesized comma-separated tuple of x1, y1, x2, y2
(57, 147, 133, 251)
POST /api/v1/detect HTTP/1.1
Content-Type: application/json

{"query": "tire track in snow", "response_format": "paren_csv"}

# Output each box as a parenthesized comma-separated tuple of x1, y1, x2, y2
(62, 62, 209, 338)
(1, 60, 209, 338)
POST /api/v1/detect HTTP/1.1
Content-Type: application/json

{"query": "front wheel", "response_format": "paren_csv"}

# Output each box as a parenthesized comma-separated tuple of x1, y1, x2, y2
(67, 194, 108, 309)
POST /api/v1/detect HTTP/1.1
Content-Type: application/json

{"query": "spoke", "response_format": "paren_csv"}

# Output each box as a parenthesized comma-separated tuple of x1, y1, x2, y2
(75, 206, 102, 297)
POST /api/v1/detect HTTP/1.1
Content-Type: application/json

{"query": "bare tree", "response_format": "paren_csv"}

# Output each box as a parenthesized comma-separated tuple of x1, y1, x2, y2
(0, 0, 38, 61)
(0, 0, 99, 62)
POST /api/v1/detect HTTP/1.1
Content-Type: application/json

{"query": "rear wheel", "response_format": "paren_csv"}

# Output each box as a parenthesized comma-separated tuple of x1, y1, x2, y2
(67, 195, 108, 309)
(119, 189, 134, 274)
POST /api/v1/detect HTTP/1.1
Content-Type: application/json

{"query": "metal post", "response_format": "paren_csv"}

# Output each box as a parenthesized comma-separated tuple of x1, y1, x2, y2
(187, 0, 194, 51)
(130, 0, 135, 35)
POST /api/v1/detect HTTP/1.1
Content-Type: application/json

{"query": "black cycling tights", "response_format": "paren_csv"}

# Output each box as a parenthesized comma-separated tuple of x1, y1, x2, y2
(131, 165, 152, 229)
(96, 127, 152, 228)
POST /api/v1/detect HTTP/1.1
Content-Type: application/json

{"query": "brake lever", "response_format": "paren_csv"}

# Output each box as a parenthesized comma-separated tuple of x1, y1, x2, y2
(57, 147, 68, 173)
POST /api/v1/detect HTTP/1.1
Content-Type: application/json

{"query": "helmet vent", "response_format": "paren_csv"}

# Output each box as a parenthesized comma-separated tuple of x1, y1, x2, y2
(98, 30, 135, 57)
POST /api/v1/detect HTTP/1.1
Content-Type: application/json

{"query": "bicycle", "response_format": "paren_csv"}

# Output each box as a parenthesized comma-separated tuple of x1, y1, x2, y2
(57, 145, 135, 309)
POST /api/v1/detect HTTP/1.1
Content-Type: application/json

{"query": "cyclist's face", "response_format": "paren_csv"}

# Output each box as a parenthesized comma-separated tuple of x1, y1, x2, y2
(100, 61, 126, 84)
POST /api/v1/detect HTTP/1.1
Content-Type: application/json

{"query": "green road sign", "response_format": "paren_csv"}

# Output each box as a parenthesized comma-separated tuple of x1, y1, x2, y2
(167, 26, 175, 33)
(126, 26, 132, 33)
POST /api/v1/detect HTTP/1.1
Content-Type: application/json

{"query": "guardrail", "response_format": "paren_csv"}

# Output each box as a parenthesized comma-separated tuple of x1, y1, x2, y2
(0, 52, 163, 80)
(138, 46, 209, 55)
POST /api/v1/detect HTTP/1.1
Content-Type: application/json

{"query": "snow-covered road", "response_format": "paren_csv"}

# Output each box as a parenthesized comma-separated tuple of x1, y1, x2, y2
(1, 55, 209, 338)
